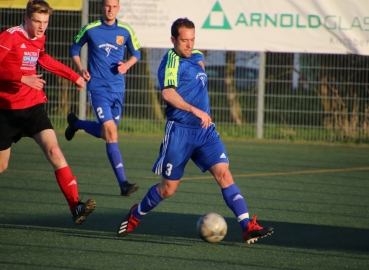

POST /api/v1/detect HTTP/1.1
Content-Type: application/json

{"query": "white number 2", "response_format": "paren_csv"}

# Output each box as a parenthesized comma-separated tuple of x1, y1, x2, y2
(165, 163, 173, 176)
(97, 107, 104, 119)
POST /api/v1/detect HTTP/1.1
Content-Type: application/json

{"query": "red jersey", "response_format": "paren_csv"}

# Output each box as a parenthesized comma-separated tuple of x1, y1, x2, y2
(0, 25, 80, 109)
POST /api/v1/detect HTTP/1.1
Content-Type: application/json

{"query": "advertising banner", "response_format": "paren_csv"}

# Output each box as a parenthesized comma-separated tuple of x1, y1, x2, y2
(118, 0, 369, 55)
(0, 0, 82, 11)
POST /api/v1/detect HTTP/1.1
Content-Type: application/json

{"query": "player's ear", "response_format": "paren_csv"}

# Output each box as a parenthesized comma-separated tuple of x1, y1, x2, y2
(170, 36, 175, 44)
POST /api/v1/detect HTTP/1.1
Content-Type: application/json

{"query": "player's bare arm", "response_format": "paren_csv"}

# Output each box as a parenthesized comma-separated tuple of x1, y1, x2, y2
(21, 74, 46, 90)
(117, 56, 138, 74)
(71, 55, 91, 81)
(162, 87, 212, 128)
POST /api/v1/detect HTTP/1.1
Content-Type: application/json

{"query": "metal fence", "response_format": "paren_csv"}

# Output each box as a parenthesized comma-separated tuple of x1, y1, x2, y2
(1, 1, 369, 143)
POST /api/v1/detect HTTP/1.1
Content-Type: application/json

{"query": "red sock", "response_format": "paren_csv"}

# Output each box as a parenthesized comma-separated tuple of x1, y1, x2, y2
(55, 166, 79, 212)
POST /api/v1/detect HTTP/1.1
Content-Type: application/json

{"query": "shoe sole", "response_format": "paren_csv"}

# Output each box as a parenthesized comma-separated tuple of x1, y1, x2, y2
(74, 199, 96, 225)
(121, 184, 139, 197)
(246, 229, 274, 244)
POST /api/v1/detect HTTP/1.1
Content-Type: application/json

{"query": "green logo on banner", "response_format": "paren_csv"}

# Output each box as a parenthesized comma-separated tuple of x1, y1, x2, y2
(202, 1, 232, 30)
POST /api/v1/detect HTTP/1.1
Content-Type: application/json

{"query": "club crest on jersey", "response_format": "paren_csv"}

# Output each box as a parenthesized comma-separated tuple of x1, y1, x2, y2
(116, 36, 124, 45)
(198, 61, 205, 70)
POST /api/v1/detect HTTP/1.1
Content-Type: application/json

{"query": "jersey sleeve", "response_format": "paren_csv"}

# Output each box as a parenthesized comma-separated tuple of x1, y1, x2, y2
(0, 30, 23, 82)
(38, 51, 80, 82)
(69, 24, 89, 58)
(158, 50, 180, 90)
(118, 22, 141, 60)
(126, 33, 141, 60)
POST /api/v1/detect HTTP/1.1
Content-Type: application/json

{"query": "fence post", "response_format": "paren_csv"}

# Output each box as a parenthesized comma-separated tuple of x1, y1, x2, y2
(78, 0, 89, 120)
(256, 52, 266, 139)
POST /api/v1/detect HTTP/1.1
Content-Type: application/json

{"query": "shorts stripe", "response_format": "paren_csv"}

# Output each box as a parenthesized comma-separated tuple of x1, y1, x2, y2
(154, 121, 174, 174)
(87, 91, 99, 122)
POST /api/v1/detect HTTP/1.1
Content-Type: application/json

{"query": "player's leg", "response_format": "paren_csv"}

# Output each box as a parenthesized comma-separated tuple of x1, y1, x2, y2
(29, 105, 95, 224)
(66, 91, 138, 195)
(208, 162, 250, 229)
(194, 125, 273, 243)
(0, 108, 22, 173)
(133, 177, 181, 219)
(209, 164, 273, 243)
(65, 111, 102, 141)
(102, 92, 138, 195)
(117, 178, 180, 237)
(0, 148, 11, 173)
(117, 122, 190, 237)
(34, 128, 96, 224)
(65, 90, 105, 141)
(192, 125, 250, 227)
(102, 118, 137, 195)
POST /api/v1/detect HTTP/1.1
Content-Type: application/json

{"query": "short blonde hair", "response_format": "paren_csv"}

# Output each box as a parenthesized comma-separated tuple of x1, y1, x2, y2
(26, 0, 53, 18)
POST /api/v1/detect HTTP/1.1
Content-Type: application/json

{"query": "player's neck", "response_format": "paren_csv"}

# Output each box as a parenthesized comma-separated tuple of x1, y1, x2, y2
(21, 23, 37, 39)
(102, 17, 116, 26)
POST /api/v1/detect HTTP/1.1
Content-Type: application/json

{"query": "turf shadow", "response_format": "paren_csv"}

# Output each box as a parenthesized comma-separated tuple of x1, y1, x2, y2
(1, 211, 368, 253)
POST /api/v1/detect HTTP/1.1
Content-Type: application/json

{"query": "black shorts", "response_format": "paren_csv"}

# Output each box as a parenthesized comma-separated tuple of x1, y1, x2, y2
(0, 104, 54, 151)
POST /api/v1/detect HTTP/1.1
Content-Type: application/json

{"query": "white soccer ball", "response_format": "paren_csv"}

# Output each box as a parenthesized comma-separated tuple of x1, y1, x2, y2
(197, 212, 227, 243)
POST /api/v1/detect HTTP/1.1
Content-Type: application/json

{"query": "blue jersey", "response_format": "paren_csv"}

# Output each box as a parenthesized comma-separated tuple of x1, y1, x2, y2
(70, 18, 141, 93)
(157, 49, 210, 127)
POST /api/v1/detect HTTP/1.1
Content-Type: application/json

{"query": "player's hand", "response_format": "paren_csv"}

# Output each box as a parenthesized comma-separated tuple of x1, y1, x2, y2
(79, 69, 91, 81)
(75, 77, 85, 90)
(21, 74, 46, 90)
(117, 61, 129, 74)
(192, 108, 212, 129)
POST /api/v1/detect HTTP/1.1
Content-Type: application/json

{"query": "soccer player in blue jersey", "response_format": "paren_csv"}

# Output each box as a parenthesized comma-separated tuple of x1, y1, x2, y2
(117, 18, 274, 243)
(65, 0, 140, 196)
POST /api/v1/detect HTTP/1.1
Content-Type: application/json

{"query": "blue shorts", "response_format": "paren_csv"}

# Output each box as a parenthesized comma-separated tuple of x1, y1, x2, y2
(88, 90, 124, 125)
(152, 121, 229, 180)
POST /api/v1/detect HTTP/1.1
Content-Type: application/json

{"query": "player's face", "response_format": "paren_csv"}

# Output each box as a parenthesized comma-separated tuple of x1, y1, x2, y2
(24, 13, 49, 39)
(101, 0, 120, 25)
(171, 27, 195, 58)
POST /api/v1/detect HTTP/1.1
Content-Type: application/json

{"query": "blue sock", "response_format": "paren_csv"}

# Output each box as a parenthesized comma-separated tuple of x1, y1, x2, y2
(133, 185, 163, 220)
(222, 183, 249, 232)
(74, 120, 102, 138)
(106, 142, 127, 187)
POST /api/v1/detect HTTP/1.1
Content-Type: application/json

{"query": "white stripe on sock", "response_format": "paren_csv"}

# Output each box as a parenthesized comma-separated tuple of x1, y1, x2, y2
(237, 213, 249, 222)
(138, 204, 147, 216)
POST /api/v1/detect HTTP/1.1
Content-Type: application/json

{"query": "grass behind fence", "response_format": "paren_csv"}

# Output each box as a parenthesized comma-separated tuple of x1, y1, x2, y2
(48, 115, 369, 144)
(1, 135, 368, 269)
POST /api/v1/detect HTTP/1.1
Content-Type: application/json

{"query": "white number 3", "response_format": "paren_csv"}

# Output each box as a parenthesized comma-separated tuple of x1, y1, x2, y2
(165, 163, 173, 176)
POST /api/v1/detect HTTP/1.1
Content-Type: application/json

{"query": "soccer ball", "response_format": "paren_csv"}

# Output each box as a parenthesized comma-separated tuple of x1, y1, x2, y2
(197, 212, 227, 243)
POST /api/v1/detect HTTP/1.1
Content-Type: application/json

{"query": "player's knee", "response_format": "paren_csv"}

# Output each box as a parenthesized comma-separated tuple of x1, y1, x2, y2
(103, 122, 118, 142)
(160, 189, 175, 198)
(215, 168, 234, 187)
(158, 186, 176, 198)
(104, 130, 118, 142)
(46, 145, 64, 160)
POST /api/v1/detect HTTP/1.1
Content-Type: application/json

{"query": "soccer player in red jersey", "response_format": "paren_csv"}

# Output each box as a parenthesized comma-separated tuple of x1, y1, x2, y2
(0, 0, 95, 225)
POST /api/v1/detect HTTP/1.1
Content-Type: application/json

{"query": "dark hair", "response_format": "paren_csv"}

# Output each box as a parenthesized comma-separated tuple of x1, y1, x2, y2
(101, 0, 119, 6)
(26, 0, 53, 18)
(171, 18, 195, 39)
